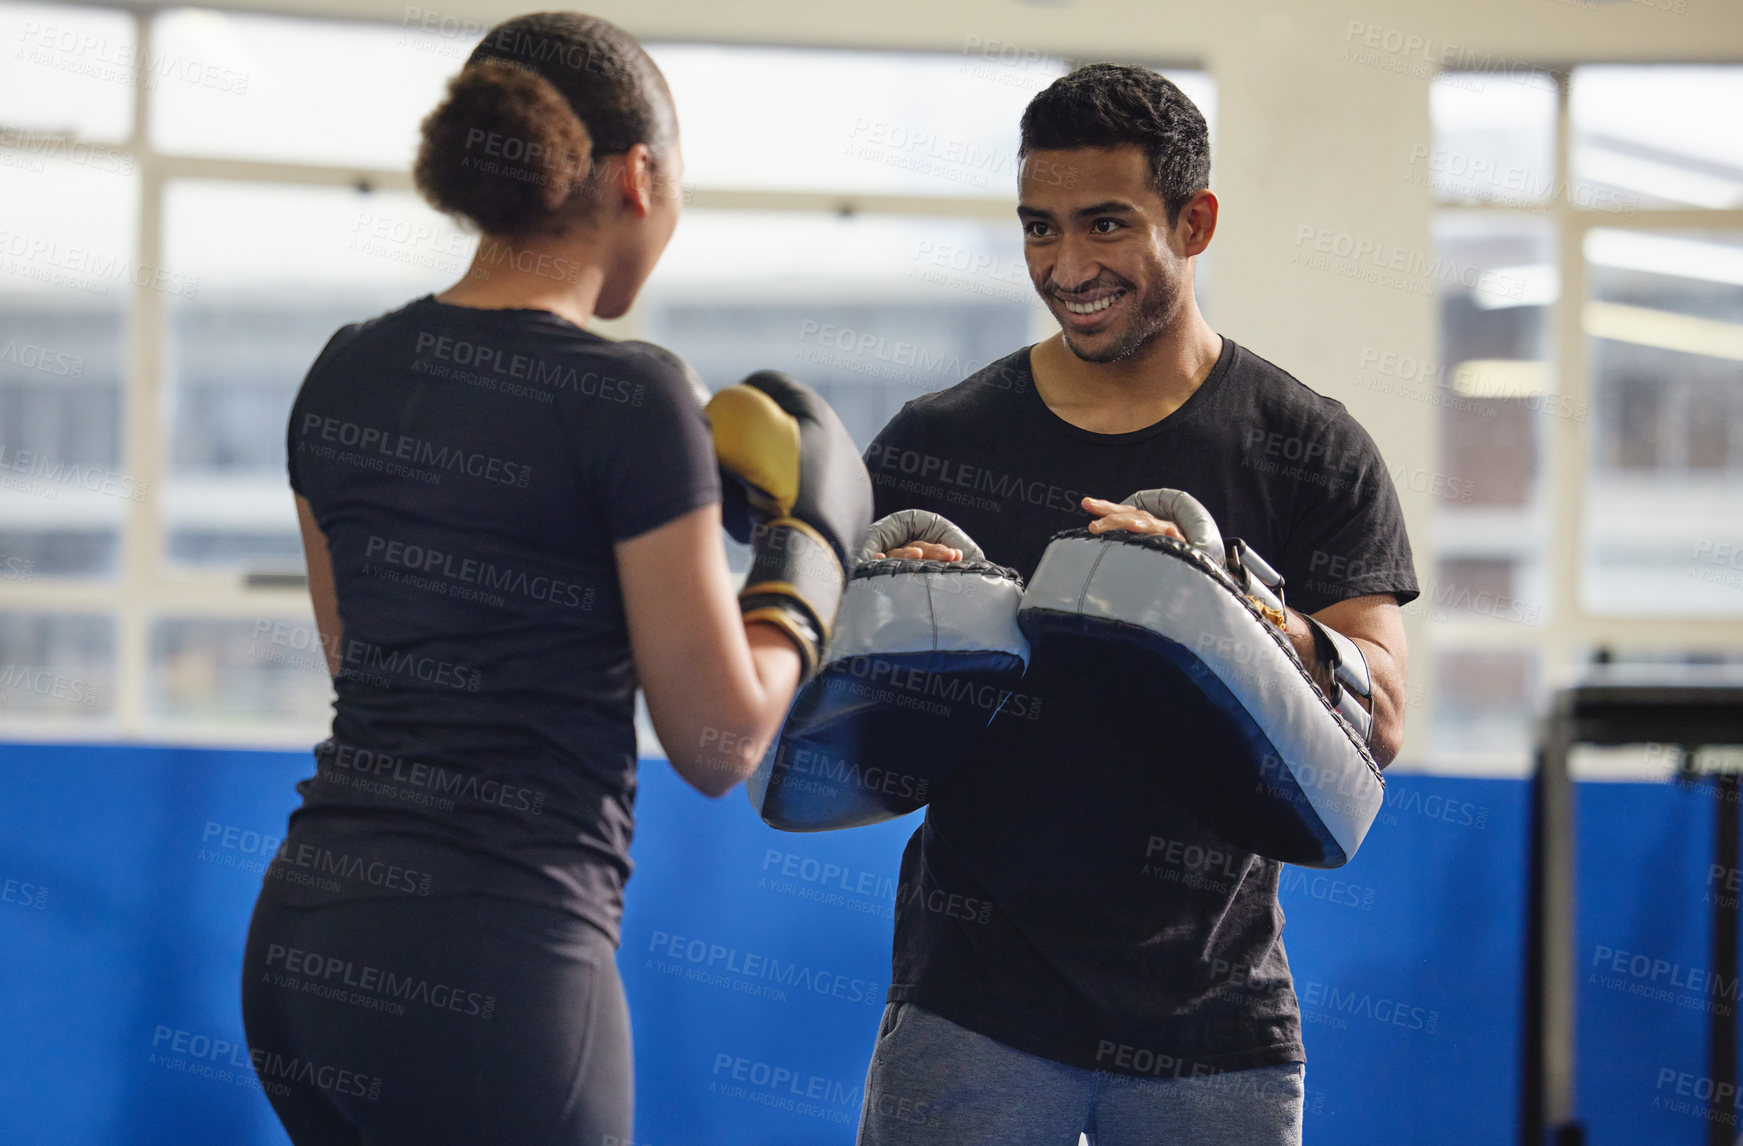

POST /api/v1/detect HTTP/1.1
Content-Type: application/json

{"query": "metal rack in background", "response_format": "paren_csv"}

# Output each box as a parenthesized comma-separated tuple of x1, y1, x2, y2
(1525, 668, 1743, 1146)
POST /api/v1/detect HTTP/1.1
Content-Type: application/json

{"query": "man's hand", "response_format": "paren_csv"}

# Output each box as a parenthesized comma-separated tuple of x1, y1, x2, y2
(873, 541, 963, 561)
(1082, 495, 1186, 541)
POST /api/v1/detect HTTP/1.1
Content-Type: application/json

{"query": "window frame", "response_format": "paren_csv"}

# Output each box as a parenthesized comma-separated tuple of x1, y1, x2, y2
(1426, 65, 1743, 772)
(0, 6, 1194, 745)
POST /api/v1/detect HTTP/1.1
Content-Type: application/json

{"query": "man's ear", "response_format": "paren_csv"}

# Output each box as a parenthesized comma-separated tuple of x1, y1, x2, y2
(1178, 189, 1218, 258)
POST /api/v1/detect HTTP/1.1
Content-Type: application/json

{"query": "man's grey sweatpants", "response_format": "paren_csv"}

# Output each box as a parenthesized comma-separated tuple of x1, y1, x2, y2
(856, 1003, 1305, 1146)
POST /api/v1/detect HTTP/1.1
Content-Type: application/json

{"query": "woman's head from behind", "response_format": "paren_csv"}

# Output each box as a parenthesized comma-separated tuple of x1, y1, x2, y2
(414, 12, 680, 318)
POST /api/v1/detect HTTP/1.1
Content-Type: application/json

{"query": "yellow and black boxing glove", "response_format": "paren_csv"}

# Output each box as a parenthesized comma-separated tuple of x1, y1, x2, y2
(705, 371, 874, 677)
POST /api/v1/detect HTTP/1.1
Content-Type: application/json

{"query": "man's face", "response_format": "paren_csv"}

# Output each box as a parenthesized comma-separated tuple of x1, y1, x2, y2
(1017, 144, 1197, 364)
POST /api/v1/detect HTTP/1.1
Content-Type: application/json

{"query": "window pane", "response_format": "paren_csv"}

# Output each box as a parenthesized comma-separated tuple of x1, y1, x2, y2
(1429, 648, 1538, 762)
(146, 614, 331, 730)
(0, 2, 135, 142)
(149, 8, 460, 169)
(1572, 66, 1743, 211)
(645, 210, 1043, 446)
(644, 210, 1042, 571)
(1582, 228, 1743, 615)
(655, 44, 1209, 199)
(0, 612, 116, 721)
(1431, 212, 1558, 628)
(655, 44, 1052, 197)
(1426, 72, 1557, 207)
(0, 155, 137, 578)
(161, 179, 476, 570)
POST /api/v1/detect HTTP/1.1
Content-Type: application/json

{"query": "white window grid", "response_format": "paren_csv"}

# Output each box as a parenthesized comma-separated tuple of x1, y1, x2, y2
(0, 10, 1736, 763)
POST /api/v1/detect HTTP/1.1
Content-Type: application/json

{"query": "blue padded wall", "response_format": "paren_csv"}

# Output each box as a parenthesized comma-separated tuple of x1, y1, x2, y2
(0, 741, 1722, 1145)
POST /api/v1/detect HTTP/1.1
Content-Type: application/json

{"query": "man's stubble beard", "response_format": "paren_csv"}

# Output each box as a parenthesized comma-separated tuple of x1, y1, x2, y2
(1059, 271, 1180, 365)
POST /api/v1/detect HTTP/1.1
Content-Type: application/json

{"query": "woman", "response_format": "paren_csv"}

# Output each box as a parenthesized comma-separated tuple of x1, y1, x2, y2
(241, 13, 868, 1144)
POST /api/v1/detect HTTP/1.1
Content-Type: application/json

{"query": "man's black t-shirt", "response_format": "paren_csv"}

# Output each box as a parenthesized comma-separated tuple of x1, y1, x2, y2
(865, 337, 1418, 1077)
(264, 295, 719, 946)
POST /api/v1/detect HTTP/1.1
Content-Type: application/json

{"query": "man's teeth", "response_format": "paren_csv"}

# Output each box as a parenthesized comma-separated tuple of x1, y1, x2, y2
(1062, 294, 1117, 315)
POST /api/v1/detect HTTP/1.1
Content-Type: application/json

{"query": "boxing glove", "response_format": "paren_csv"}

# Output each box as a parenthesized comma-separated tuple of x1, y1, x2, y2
(705, 371, 874, 675)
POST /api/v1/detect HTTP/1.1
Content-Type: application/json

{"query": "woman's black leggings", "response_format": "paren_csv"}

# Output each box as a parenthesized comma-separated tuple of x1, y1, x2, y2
(241, 890, 632, 1146)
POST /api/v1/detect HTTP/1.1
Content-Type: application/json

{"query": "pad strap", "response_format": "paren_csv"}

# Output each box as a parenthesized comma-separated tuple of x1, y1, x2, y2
(1225, 537, 1287, 624)
(1301, 613, 1374, 743)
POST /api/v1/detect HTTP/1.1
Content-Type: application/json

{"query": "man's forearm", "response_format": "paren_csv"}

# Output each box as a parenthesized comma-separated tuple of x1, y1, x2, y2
(1280, 607, 1404, 767)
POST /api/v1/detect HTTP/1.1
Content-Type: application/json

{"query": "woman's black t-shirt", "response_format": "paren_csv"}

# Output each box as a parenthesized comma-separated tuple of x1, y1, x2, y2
(264, 295, 719, 945)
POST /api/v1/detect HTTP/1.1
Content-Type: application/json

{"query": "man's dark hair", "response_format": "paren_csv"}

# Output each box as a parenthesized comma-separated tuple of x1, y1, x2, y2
(1018, 63, 1210, 224)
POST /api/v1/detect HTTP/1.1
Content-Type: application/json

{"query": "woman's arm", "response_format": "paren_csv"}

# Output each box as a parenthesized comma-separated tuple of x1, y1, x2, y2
(296, 494, 343, 678)
(616, 502, 803, 797)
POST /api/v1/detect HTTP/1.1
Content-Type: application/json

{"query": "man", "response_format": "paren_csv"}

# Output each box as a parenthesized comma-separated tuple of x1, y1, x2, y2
(855, 64, 1417, 1145)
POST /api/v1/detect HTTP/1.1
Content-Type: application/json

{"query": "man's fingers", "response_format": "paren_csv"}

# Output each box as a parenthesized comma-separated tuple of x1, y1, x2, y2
(877, 542, 962, 561)
(1082, 496, 1184, 540)
(1087, 511, 1185, 540)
